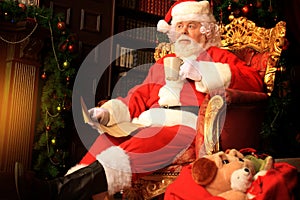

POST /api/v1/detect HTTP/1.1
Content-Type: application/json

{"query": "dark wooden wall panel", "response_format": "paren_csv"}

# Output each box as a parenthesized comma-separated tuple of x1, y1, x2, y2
(48, 0, 115, 163)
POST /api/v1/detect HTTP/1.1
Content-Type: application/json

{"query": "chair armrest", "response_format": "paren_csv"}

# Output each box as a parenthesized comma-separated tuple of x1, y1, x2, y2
(196, 89, 269, 156)
(203, 95, 225, 155)
(196, 94, 225, 156)
(225, 88, 268, 104)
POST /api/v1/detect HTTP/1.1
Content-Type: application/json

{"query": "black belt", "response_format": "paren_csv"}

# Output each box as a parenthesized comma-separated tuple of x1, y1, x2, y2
(161, 105, 199, 115)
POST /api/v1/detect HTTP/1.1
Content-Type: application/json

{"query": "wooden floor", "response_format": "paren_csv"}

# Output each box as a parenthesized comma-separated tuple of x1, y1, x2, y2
(1, 165, 298, 200)
(0, 172, 19, 200)
(0, 171, 125, 200)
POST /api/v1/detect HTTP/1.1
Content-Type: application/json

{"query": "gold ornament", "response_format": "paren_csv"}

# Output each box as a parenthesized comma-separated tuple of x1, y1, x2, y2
(63, 61, 70, 68)
(51, 138, 56, 144)
(228, 13, 235, 21)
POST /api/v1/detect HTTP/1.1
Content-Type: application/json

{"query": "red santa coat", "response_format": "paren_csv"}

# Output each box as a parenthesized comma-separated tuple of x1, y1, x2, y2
(117, 46, 263, 120)
(78, 46, 264, 195)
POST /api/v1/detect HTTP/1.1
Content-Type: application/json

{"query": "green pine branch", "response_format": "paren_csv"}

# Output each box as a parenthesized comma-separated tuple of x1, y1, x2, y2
(0, 0, 78, 178)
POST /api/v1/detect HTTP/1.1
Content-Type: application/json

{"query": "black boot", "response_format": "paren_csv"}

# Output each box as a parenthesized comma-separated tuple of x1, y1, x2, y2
(15, 161, 108, 200)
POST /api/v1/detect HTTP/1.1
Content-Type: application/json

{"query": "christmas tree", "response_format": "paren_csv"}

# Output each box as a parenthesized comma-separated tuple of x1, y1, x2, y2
(0, 0, 78, 178)
(212, 0, 283, 28)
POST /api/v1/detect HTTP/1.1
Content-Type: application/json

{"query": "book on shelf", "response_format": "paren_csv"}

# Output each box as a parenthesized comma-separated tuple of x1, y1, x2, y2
(115, 43, 120, 66)
(117, 0, 137, 10)
(119, 46, 126, 67)
(117, 0, 172, 17)
(116, 45, 139, 69)
(136, 0, 171, 17)
(125, 48, 131, 68)
(117, 15, 157, 43)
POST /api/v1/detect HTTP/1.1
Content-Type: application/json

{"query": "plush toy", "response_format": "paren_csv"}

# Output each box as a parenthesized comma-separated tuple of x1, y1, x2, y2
(191, 149, 256, 200)
(230, 167, 253, 193)
(165, 149, 297, 200)
(240, 148, 274, 174)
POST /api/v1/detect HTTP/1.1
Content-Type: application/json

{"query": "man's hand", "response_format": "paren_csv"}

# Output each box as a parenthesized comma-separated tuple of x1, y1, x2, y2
(179, 60, 202, 81)
(88, 107, 110, 125)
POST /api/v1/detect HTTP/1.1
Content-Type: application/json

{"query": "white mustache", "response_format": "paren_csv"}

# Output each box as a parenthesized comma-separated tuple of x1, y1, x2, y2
(176, 35, 192, 42)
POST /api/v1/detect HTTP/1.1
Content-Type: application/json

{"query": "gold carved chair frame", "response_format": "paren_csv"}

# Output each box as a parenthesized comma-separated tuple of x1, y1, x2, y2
(122, 17, 287, 199)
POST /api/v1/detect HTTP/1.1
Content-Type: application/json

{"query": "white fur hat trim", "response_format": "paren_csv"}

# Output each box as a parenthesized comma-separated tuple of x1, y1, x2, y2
(157, 1, 215, 33)
(157, 19, 171, 33)
(171, 1, 215, 24)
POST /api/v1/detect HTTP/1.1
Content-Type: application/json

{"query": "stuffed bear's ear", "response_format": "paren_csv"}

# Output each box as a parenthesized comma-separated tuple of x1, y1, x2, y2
(225, 149, 244, 158)
(192, 157, 218, 186)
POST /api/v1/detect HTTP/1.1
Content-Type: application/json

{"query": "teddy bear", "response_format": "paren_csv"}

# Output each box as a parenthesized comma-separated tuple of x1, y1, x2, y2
(230, 150, 274, 194)
(230, 166, 254, 193)
(165, 149, 297, 200)
(191, 149, 256, 200)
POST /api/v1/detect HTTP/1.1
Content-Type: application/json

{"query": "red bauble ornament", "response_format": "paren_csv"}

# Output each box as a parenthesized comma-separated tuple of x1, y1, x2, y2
(68, 44, 77, 53)
(59, 42, 68, 52)
(227, 4, 232, 11)
(18, 3, 26, 11)
(57, 21, 66, 31)
(46, 125, 51, 131)
(67, 44, 75, 53)
(41, 71, 47, 79)
(242, 5, 249, 14)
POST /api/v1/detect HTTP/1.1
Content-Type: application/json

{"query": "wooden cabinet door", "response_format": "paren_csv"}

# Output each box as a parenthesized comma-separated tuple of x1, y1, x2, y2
(48, 0, 115, 163)
(49, 0, 115, 100)
(0, 24, 43, 172)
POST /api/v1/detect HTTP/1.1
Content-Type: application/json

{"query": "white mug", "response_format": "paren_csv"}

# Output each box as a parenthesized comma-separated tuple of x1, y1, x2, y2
(163, 57, 182, 81)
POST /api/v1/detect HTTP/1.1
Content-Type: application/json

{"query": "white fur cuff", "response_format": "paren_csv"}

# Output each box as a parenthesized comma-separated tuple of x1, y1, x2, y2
(64, 164, 88, 176)
(96, 146, 132, 195)
(194, 61, 231, 93)
(132, 108, 197, 129)
(158, 79, 184, 107)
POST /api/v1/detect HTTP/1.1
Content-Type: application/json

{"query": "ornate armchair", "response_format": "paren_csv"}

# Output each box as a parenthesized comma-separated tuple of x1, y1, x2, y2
(121, 17, 287, 199)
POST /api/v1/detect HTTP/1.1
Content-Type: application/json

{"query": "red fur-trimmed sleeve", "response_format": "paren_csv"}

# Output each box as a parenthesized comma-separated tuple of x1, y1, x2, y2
(117, 58, 167, 119)
(206, 47, 264, 92)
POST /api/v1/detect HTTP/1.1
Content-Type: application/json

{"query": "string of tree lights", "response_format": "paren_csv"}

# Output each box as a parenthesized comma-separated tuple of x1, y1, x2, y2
(0, 0, 78, 178)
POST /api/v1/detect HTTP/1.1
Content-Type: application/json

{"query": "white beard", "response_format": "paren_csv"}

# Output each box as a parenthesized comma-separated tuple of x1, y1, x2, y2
(174, 35, 204, 60)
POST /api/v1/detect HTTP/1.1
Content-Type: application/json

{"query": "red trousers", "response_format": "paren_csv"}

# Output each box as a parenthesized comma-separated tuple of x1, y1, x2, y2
(80, 125, 196, 176)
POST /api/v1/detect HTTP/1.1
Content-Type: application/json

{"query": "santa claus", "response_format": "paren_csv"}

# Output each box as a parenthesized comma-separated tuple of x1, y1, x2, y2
(15, 0, 264, 199)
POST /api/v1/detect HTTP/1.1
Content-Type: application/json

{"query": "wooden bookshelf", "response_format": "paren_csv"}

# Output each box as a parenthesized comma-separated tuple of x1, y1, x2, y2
(111, 0, 173, 97)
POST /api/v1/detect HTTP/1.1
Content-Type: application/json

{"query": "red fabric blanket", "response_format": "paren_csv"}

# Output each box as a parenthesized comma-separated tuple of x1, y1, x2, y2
(165, 162, 298, 200)
(247, 162, 298, 200)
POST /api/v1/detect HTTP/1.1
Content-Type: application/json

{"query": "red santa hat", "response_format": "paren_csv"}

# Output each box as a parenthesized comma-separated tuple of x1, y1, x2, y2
(157, 0, 216, 33)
